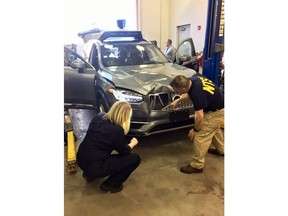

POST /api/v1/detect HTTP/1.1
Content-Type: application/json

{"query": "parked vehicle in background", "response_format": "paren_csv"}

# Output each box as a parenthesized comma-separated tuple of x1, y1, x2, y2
(64, 30, 199, 136)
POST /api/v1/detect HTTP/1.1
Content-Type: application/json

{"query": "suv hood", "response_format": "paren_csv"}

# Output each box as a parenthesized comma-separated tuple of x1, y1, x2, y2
(100, 63, 197, 95)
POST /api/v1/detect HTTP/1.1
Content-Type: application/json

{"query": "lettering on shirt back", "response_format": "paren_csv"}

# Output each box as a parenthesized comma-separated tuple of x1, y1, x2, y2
(199, 77, 215, 95)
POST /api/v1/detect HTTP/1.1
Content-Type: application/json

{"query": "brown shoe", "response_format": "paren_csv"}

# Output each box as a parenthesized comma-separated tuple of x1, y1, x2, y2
(180, 165, 203, 174)
(208, 149, 224, 156)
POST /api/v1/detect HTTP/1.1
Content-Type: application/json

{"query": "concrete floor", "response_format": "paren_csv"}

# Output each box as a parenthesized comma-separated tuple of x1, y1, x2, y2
(64, 109, 224, 216)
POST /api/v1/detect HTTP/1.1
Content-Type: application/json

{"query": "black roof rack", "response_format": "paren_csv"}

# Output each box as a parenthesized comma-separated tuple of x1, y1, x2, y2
(98, 31, 143, 42)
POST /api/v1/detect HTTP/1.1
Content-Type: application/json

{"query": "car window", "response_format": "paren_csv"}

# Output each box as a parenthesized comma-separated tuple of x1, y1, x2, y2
(100, 44, 168, 67)
(64, 48, 78, 66)
(64, 46, 93, 69)
(178, 41, 192, 57)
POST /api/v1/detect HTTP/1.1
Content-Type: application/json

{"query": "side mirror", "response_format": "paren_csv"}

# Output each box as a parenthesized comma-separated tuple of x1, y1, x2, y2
(71, 60, 85, 69)
(68, 54, 77, 62)
(179, 55, 191, 63)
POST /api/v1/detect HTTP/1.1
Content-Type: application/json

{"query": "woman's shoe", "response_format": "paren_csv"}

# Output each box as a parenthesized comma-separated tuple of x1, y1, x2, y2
(82, 173, 96, 182)
(100, 182, 123, 193)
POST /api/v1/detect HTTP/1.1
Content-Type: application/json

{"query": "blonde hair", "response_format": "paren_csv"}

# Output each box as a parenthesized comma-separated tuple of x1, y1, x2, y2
(106, 101, 132, 135)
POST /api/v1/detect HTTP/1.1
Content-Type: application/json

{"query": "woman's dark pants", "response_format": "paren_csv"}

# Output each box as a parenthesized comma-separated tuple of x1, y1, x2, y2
(77, 153, 141, 188)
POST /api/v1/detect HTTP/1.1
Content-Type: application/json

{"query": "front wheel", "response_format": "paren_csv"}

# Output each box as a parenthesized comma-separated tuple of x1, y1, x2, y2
(97, 98, 109, 113)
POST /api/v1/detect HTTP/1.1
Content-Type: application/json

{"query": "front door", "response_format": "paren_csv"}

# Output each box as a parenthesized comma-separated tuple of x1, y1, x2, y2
(175, 38, 199, 72)
(64, 46, 97, 109)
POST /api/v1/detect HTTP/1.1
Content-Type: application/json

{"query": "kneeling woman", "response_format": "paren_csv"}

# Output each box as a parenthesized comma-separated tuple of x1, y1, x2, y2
(77, 101, 141, 193)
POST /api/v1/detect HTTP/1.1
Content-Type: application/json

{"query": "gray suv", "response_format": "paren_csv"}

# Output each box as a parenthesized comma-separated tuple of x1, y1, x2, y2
(64, 30, 199, 136)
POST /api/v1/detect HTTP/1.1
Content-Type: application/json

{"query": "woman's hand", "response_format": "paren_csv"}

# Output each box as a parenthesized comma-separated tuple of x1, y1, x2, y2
(131, 137, 138, 145)
(129, 137, 138, 149)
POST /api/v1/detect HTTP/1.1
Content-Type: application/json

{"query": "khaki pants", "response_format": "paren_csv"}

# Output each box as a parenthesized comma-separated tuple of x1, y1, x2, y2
(190, 108, 224, 169)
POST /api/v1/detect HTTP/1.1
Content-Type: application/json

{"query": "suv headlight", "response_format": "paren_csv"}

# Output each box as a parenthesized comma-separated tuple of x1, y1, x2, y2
(109, 89, 143, 103)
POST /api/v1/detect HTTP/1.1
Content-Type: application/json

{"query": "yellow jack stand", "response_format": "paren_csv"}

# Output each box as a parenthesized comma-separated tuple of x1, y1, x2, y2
(64, 111, 77, 173)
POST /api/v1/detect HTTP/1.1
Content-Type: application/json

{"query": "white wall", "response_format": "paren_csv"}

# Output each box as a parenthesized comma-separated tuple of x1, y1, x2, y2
(64, 0, 137, 44)
(170, 0, 208, 52)
(137, 0, 208, 52)
(137, 0, 169, 51)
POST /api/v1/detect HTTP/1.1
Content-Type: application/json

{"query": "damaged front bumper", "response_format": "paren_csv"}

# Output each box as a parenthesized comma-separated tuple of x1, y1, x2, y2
(129, 90, 195, 136)
(129, 109, 195, 136)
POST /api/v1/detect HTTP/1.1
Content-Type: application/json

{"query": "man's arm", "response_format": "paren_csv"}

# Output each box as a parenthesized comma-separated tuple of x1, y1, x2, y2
(188, 109, 204, 140)
(170, 93, 190, 109)
(193, 109, 204, 131)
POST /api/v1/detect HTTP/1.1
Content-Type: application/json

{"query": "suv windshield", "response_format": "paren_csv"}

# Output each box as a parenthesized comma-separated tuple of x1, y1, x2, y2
(100, 43, 169, 67)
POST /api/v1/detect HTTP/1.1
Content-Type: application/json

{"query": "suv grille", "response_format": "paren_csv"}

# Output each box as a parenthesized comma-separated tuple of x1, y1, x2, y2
(149, 92, 193, 111)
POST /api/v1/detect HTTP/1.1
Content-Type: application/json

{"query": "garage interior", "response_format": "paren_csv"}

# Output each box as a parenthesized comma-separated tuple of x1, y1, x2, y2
(2, 0, 287, 215)
(64, 0, 224, 215)
(65, 109, 224, 216)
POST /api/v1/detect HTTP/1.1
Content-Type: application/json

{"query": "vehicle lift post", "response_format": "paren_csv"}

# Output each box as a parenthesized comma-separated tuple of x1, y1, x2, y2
(202, 0, 224, 85)
(202, 0, 225, 129)
(64, 109, 77, 173)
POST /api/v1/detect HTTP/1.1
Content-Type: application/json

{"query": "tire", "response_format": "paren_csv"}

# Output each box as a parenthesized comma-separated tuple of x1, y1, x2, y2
(97, 98, 109, 113)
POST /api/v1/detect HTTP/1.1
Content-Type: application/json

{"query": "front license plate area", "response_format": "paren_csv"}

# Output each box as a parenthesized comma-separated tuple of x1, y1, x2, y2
(170, 110, 189, 122)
